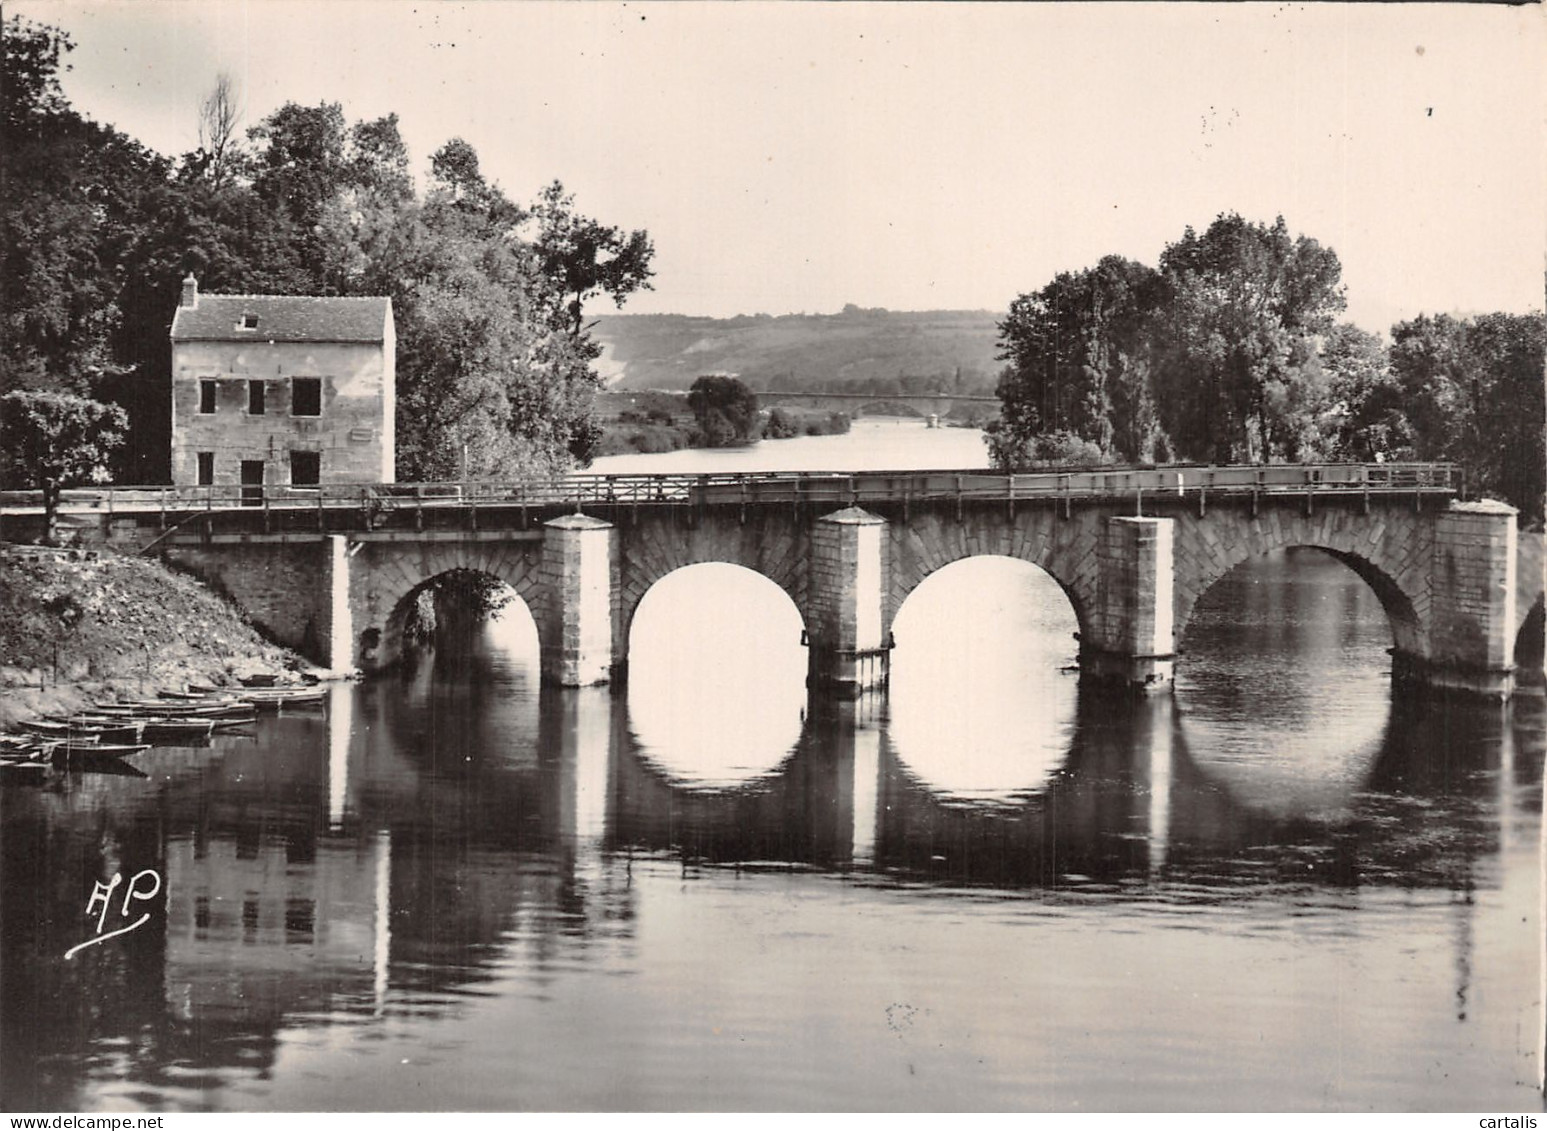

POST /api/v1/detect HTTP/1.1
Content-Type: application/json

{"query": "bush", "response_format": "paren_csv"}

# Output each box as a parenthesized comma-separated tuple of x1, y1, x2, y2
(763, 408, 800, 439)
(805, 412, 852, 436)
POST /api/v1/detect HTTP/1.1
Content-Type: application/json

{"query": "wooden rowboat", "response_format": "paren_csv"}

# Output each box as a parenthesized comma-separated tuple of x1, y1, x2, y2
(241, 686, 328, 708)
(93, 700, 256, 720)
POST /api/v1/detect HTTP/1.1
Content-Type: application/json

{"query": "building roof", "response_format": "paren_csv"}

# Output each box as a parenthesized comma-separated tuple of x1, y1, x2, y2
(171, 293, 392, 343)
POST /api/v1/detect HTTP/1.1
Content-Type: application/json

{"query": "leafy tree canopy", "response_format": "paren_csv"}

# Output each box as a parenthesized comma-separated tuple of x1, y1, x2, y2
(0, 17, 654, 483)
(687, 375, 760, 447)
(0, 390, 127, 543)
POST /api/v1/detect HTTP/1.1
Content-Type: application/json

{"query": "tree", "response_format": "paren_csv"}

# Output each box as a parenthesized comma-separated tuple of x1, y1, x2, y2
(1390, 311, 1545, 523)
(687, 375, 759, 447)
(1150, 214, 1345, 463)
(1, 21, 652, 485)
(1464, 312, 1544, 524)
(346, 114, 413, 206)
(429, 137, 489, 206)
(196, 72, 242, 189)
(0, 390, 126, 544)
(246, 101, 355, 289)
(532, 180, 654, 341)
(987, 255, 1158, 469)
(1, 14, 73, 134)
(1, 18, 166, 397)
(1318, 322, 1408, 462)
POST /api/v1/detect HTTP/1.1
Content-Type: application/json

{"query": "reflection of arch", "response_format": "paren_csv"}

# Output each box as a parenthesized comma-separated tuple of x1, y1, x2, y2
(625, 561, 808, 781)
(888, 554, 1079, 802)
(1174, 511, 1427, 658)
(368, 543, 544, 669)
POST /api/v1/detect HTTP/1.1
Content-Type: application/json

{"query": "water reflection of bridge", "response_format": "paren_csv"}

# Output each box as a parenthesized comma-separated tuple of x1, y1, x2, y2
(1, 679, 1533, 1109)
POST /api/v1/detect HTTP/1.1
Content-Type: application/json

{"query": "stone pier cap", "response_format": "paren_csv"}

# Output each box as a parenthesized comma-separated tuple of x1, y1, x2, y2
(1448, 499, 1517, 515)
(819, 506, 887, 526)
(544, 512, 616, 531)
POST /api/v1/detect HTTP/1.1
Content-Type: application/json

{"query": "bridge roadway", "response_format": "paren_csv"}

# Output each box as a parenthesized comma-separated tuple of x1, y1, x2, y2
(11, 460, 1464, 524)
(7, 462, 1539, 701)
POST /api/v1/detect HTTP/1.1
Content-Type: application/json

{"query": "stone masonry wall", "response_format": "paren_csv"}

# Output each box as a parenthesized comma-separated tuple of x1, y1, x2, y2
(540, 516, 619, 686)
(1429, 503, 1516, 672)
(164, 541, 337, 664)
(1097, 517, 1173, 658)
(171, 339, 391, 487)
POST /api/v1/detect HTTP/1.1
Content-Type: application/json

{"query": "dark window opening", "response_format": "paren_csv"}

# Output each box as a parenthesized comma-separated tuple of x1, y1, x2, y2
(199, 379, 217, 414)
(239, 313, 259, 330)
(196, 452, 214, 485)
(248, 379, 266, 415)
(290, 450, 321, 486)
(240, 459, 265, 507)
(284, 898, 315, 941)
(292, 377, 322, 416)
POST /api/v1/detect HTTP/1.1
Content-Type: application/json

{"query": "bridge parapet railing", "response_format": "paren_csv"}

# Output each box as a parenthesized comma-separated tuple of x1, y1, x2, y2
(0, 463, 1460, 516)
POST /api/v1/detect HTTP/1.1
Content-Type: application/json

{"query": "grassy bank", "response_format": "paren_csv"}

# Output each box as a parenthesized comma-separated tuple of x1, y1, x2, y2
(0, 546, 304, 729)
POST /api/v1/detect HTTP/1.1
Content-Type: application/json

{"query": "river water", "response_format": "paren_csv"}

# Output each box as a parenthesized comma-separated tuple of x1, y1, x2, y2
(2, 420, 1542, 1112)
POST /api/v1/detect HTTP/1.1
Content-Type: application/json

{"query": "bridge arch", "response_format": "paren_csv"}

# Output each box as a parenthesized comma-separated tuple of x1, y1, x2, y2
(617, 511, 809, 649)
(625, 560, 808, 656)
(1172, 509, 1429, 659)
(354, 541, 546, 670)
(884, 508, 1104, 645)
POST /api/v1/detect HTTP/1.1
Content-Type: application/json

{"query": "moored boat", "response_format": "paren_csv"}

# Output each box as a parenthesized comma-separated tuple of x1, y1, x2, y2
(93, 700, 256, 720)
(241, 685, 328, 708)
(139, 717, 216, 742)
(39, 716, 148, 744)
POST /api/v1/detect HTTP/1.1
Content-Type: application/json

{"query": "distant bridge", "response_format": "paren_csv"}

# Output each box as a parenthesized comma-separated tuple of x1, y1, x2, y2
(753, 390, 999, 417)
(8, 462, 1538, 702)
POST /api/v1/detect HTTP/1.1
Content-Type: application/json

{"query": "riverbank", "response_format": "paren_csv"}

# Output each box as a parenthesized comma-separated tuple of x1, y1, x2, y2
(589, 415, 991, 475)
(593, 394, 852, 458)
(0, 545, 307, 730)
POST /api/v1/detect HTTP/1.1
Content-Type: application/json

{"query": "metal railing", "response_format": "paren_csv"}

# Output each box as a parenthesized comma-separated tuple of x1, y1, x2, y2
(0, 462, 1461, 516)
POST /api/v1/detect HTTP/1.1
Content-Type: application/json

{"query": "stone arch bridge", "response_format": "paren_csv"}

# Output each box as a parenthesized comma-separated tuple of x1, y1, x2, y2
(56, 463, 1542, 699)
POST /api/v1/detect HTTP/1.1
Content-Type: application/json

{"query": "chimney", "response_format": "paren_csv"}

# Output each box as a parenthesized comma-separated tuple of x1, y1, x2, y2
(181, 273, 198, 308)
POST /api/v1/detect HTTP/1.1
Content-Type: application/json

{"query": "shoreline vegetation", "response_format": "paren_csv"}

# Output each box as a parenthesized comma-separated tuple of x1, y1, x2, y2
(590, 387, 988, 460)
(593, 391, 856, 458)
(0, 546, 310, 731)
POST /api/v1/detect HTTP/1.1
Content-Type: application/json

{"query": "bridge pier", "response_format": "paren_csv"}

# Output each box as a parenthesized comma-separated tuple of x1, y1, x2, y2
(806, 507, 891, 697)
(1081, 516, 1176, 693)
(1400, 500, 1518, 699)
(540, 514, 620, 687)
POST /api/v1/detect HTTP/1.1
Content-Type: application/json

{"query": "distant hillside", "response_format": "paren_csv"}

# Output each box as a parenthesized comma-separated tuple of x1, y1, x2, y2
(592, 306, 1004, 393)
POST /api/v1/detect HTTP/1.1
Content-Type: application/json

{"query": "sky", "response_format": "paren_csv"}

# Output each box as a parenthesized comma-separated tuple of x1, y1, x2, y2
(15, 1, 1547, 332)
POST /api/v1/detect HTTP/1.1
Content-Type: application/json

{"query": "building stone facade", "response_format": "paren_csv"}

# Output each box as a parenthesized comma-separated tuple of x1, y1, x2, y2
(169, 275, 395, 488)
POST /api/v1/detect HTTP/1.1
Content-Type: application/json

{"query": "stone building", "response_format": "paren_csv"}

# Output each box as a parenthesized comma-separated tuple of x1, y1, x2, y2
(169, 275, 395, 489)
